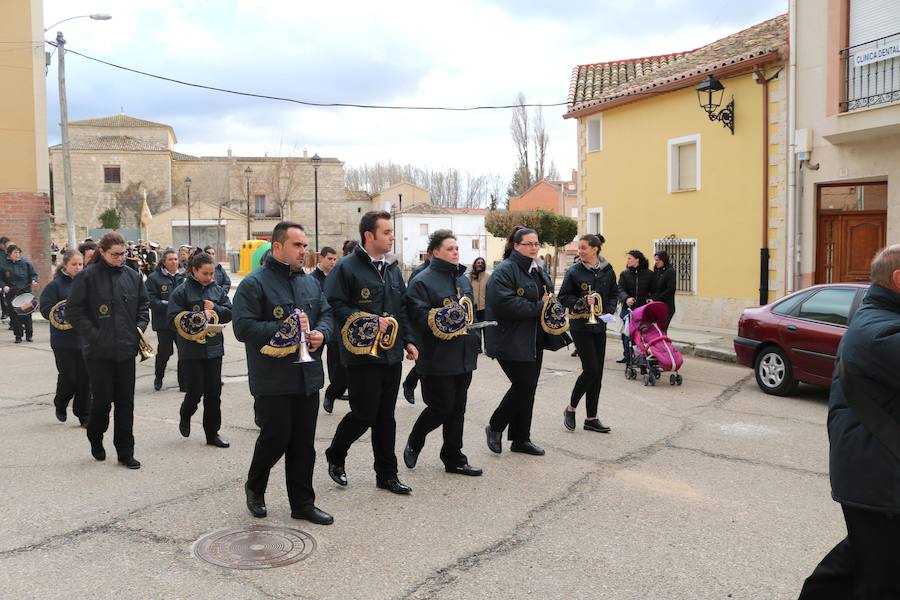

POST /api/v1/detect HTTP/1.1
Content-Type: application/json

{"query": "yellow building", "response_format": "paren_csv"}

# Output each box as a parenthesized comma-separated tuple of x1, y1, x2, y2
(564, 15, 788, 329)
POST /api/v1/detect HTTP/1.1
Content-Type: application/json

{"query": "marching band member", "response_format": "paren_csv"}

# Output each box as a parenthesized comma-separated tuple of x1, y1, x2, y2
(0, 244, 39, 343)
(324, 211, 418, 495)
(311, 246, 347, 414)
(39, 250, 90, 425)
(168, 250, 232, 448)
(484, 226, 566, 457)
(558, 234, 618, 433)
(66, 232, 150, 469)
(78, 240, 97, 265)
(401, 250, 431, 405)
(403, 230, 482, 477)
(203, 246, 231, 294)
(146, 249, 184, 391)
(233, 221, 334, 525)
(0, 237, 9, 323)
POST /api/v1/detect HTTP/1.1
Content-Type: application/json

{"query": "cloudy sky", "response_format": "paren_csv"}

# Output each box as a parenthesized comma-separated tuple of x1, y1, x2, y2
(44, 0, 786, 188)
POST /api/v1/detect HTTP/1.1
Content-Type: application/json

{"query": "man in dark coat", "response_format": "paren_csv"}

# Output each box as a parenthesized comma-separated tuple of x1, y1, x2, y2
(799, 244, 900, 598)
(204, 246, 232, 294)
(401, 251, 431, 404)
(311, 246, 346, 413)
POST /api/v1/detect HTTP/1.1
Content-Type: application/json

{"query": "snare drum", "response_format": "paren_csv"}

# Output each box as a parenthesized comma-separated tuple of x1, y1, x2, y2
(11, 292, 38, 315)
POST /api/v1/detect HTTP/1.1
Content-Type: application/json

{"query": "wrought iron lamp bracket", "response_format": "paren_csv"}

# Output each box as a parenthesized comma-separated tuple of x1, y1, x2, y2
(708, 97, 735, 134)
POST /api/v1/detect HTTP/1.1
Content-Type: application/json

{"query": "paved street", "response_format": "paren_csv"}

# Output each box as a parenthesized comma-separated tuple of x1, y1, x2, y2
(0, 324, 841, 600)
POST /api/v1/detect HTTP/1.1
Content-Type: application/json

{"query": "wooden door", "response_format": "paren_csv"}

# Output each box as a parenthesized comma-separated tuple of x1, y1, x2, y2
(815, 211, 886, 284)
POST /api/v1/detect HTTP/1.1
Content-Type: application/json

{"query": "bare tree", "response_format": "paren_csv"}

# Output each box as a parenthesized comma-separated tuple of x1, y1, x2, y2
(509, 92, 532, 196)
(265, 158, 302, 219)
(548, 160, 560, 181)
(532, 106, 549, 182)
(115, 182, 164, 229)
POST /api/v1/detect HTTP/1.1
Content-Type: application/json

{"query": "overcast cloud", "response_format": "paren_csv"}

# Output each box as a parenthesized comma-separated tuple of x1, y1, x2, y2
(43, 0, 786, 189)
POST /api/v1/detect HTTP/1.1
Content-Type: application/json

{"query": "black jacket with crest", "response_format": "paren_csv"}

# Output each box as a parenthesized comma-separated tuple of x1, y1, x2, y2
(166, 276, 232, 360)
(558, 258, 618, 333)
(145, 267, 184, 331)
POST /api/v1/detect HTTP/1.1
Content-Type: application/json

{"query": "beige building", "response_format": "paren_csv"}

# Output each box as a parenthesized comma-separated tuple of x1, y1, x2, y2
(372, 182, 432, 213)
(49, 114, 361, 255)
(790, 0, 900, 289)
(0, 0, 51, 285)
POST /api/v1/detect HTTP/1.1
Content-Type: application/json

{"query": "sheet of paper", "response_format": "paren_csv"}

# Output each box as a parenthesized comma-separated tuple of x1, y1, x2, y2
(600, 313, 616, 324)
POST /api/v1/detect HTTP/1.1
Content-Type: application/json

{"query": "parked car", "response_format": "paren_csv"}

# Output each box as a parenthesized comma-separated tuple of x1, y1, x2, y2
(734, 283, 869, 395)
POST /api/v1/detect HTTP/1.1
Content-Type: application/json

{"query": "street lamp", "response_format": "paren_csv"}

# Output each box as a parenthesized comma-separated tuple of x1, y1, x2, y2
(184, 177, 192, 245)
(695, 74, 735, 134)
(49, 13, 112, 250)
(311, 153, 321, 252)
(244, 166, 253, 240)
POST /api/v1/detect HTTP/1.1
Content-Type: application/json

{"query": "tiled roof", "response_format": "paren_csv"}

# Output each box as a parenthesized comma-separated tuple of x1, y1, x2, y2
(346, 189, 373, 202)
(397, 203, 487, 215)
(565, 14, 787, 117)
(49, 136, 170, 152)
(69, 114, 172, 129)
(170, 151, 200, 161)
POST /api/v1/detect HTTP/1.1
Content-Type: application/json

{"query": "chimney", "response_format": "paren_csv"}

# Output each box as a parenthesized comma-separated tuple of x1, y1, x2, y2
(303, 148, 309, 158)
(227, 146, 232, 158)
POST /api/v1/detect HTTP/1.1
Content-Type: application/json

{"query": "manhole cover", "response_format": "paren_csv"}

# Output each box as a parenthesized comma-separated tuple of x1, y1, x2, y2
(193, 525, 316, 570)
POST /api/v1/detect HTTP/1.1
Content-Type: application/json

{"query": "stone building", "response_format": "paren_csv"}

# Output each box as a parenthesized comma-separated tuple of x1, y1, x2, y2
(49, 114, 362, 255)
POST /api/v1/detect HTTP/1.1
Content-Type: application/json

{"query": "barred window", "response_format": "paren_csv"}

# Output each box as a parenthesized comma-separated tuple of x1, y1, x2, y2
(653, 238, 697, 294)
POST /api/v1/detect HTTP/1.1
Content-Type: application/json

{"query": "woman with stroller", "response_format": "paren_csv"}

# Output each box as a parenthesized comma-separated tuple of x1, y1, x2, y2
(652, 251, 677, 330)
(558, 234, 618, 433)
(617, 250, 654, 368)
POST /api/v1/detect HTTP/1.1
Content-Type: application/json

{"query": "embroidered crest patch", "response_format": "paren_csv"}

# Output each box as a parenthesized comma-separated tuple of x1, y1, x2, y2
(273, 306, 285, 319)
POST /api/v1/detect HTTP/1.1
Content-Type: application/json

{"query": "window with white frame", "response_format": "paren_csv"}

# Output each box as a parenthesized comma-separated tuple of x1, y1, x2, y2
(471, 239, 480, 250)
(667, 134, 700, 193)
(586, 207, 603, 235)
(587, 116, 602, 152)
(653, 238, 697, 294)
(419, 223, 429, 235)
(254, 195, 266, 216)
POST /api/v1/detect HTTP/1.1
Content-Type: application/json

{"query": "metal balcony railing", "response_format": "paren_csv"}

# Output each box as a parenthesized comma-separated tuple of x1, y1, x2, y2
(841, 31, 900, 112)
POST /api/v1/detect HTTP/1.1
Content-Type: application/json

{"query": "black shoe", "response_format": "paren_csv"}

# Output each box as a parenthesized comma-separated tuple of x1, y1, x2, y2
(403, 440, 419, 469)
(563, 408, 576, 432)
(510, 441, 545, 456)
(339, 393, 350, 400)
(616, 357, 627, 364)
(376, 478, 412, 495)
(179, 417, 190, 438)
(245, 482, 267, 518)
(26, 336, 33, 343)
(179, 385, 186, 393)
(291, 506, 334, 526)
(403, 385, 415, 404)
(55, 407, 67, 422)
(14, 338, 21, 344)
(485, 425, 502, 454)
(78, 416, 88, 427)
(571, 349, 579, 357)
(584, 419, 611, 433)
(153, 375, 163, 391)
(118, 456, 141, 469)
(328, 461, 348, 487)
(89, 439, 106, 461)
(206, 435, 230, 448)
(445, 463, 483, 477)
(323, 395, 334, 414)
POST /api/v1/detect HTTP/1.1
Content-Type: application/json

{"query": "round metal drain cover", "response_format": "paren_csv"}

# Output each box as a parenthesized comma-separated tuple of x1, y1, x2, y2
(193, 525, 316, 570)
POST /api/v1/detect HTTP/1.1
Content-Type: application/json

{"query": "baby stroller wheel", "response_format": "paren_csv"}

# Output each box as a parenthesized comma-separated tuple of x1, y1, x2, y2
(669, 374, 677, 386)
(654, 371, 661, 380)
(676, 374, 683, 386)
(625, 366, 636, 380)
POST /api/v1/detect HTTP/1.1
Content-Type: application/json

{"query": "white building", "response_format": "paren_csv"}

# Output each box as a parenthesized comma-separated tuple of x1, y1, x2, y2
(394, 204, 489, 269)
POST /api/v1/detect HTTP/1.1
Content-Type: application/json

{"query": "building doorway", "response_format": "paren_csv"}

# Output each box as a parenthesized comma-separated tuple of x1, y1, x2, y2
(815, 182, 887, 284)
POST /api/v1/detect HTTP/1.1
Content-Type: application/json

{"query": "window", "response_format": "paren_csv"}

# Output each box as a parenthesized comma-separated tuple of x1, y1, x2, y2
(419, 223, 429, 235)
(254, 195, 266, 217)
(653, 238, 698, 294)
(570, 207, 578, 219)
(104, 166, 121, 184)
(796, 288, 858, 326)
(587, 116, 602, 152)
(586, 207, 603, 235)
(772, 292, 811, 316)
(667, 134, 700, 193)
(472, 239, 480, 250)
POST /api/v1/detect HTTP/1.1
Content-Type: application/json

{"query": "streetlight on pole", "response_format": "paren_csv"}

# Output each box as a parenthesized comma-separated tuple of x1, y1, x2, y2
(311, 154, 321, 252)
(184, 177, 192, 245)
(49, 13, 112, 250)
(244, 166, 253, 240)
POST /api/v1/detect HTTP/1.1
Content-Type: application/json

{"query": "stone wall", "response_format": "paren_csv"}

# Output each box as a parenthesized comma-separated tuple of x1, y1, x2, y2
(0, 192, 52, 289)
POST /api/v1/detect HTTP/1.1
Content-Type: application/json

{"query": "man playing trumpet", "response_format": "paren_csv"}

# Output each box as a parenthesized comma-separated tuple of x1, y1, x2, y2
(233, 222, 334, 525)
(324, 211, 418, 495)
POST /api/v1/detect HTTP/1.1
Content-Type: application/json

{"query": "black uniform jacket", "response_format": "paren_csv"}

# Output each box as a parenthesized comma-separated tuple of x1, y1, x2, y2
(0, 258, 37, 292)
(652, 267, 677, 317)
(558, 258, 618, 334)
(39, 272, 81, 351)
(484, 250, 554, 362)
(214, 264, 231, 294)
(310, 267, 327, 288)
(233, 255, 334, 398)
(405, 257, 479, 377)
(324, 245, 414, 367)
(66, 260, 150, 361)
(166, 276, 232, 360)
(617, 267, 655, 310)
(145, 267, 184, 331)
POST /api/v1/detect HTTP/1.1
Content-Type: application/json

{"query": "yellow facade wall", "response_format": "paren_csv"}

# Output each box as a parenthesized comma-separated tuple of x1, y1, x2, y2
(579, 73, 767, 325)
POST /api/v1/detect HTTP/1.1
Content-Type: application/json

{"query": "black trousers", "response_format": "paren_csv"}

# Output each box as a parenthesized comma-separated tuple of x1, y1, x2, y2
(180, 357, 222, 438)
(798, 504, 900, 599)
(53, 348, 91, 419)
(85, 358, 136, 459)
(490, 351, 544, 442)
(403, 364, 420, 391)
(570, 330, 607, 418)
(326, 363, 401, 480)
(324, 340, 347, 401)
(9, 310, 33, 339)
(247, 393, 319, 510)
(409, 372, 472, 468)
(155, 329, 184, 387)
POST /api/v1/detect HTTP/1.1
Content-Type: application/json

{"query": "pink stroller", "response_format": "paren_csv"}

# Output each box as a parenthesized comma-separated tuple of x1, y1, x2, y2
(625, 301, 684, 386)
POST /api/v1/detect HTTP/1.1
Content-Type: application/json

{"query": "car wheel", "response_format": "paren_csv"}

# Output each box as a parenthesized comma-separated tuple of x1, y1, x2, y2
(754, 346, 799, 396)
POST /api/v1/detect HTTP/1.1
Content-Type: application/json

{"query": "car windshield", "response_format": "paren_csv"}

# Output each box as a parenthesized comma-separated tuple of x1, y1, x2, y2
(796, 288, 857, 326)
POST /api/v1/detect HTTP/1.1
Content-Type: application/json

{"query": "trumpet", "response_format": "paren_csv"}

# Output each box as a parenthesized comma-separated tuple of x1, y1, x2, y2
(369, 315, 399, 357)
(137, 327, 155, 362)
(586, 286, 603, 325)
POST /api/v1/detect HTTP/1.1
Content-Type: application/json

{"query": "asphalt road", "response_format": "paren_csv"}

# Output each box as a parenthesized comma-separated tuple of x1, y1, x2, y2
(0, 324, 841, 599)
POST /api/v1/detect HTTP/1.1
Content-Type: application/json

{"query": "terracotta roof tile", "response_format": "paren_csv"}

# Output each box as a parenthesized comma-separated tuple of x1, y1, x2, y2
(50, 136, 170, 152)
(68, 114, 172, 129)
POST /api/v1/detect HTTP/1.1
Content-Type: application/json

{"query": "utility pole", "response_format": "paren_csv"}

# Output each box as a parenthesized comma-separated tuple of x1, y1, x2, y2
(57, 32, 76, 250)
(244, 166, 253, 240)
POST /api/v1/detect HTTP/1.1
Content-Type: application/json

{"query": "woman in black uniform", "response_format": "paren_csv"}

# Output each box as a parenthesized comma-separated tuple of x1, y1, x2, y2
(146, 248, 184, 391)
(558, 234, 618, 433)
(617, 250, 654, 367)
(40, 250, 91, 426)
(484, 226, 555, 457)
(1, 244, 39, 343)
(66, 232, 150, 469)
(167, 250, 233, 448)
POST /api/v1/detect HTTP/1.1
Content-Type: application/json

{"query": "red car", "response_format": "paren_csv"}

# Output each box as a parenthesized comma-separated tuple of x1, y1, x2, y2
(734, 283, 869, 395)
